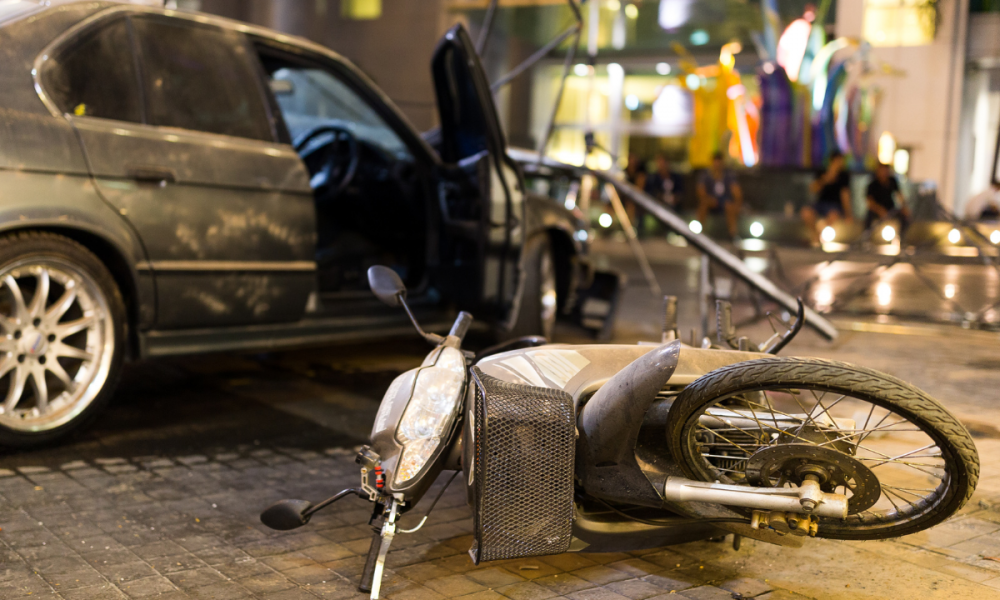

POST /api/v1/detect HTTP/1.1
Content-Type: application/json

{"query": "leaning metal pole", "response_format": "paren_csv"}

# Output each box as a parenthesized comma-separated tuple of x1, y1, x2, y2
(605, 182, 662, 296)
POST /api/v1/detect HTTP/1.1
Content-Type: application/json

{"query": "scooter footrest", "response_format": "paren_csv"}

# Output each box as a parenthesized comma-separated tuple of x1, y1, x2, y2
(468, 367, 575, 563)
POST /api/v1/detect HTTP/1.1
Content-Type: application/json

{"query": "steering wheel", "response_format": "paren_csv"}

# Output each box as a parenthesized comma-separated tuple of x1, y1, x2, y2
(294, 125, 360, 200)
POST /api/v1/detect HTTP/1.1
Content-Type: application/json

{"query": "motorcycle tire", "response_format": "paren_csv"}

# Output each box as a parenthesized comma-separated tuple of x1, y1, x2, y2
(665, 357, 979, 540)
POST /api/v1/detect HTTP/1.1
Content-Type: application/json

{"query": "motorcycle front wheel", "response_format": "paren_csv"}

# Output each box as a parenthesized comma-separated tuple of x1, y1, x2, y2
(665, 357, 979, 540)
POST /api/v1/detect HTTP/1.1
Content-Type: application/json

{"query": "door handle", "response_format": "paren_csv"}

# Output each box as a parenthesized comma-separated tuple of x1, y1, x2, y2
(126, 166, 176, 184)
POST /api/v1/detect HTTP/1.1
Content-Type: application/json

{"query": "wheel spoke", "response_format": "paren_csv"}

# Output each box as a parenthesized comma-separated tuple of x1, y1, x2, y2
(29, 365, 48, 411)
(55, 314, 94, 339)
(697, 423, 755, 456)
(45, 283, 77, 325)
(3, 365, 27, 411)
(0, 355, 16, 379)
(3, 275, 28, 324)
(863, 443, 939, 469)
(28, 269, 50, 320)
(52, 342, 92, 361)
(46, 359, 74, 390)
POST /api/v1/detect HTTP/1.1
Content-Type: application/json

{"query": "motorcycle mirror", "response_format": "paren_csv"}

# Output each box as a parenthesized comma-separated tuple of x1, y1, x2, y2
(368, 266, 407, 307)
(260, 499, 313, 531)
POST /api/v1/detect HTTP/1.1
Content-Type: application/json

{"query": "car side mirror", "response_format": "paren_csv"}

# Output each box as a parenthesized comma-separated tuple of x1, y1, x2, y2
(368, 266, 407, 307)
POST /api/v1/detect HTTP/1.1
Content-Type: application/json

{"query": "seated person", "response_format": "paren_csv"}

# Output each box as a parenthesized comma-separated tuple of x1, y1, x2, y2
(865, 162, 910, 236)
(645, 153, 684, 209)
(965, 183, 1000, 221)
(696, 151, 743, 239)
(802, 151, 853, 245)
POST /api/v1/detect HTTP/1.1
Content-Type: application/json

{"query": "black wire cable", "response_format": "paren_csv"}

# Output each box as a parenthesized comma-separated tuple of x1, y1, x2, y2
(399, 471, 459, 533)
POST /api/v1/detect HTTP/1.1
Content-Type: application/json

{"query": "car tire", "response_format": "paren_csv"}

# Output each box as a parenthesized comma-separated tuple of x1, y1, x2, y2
(508, 234, 558, 340)
(0, 231, 125, 447)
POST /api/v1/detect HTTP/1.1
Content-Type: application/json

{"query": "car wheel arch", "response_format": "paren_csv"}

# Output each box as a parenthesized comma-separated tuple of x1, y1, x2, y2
(1, 226, 141, 359)
(544, 227, 577, 313)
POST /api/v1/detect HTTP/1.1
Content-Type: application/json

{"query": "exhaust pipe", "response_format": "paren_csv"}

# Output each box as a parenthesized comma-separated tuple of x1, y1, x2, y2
(660, 477, 848, 520)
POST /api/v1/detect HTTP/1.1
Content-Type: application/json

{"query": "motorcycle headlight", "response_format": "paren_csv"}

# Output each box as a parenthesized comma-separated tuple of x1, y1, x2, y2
(394, 346, 466, 485)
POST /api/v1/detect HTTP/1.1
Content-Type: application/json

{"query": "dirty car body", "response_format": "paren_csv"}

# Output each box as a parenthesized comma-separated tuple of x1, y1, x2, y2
(0, 2, 614, 445)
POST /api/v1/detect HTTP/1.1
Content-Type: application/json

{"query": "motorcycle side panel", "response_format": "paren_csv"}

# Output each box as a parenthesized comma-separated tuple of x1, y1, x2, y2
(476, 343, 804, 548)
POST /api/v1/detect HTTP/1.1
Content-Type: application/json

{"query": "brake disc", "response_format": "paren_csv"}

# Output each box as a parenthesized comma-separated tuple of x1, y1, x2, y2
(744, 444, 881, 514)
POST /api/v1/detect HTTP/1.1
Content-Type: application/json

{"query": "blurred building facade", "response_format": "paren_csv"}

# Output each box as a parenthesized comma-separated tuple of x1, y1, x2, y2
(183, 0, 1000, 214)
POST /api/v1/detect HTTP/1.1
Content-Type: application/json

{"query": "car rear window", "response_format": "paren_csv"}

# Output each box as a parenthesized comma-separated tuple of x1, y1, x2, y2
(132, 16, 272, 142)
(41, 17, 143, 123)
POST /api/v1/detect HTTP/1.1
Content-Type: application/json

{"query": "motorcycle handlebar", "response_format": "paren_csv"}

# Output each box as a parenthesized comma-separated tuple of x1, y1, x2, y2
(449, 311, 473, 342)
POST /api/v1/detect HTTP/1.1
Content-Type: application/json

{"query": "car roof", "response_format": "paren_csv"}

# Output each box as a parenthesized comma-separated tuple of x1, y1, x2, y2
(0, 1, 154, 27)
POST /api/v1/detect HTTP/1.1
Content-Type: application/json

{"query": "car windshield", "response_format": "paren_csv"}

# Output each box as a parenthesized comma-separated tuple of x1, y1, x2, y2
(272, 67, 410, 161)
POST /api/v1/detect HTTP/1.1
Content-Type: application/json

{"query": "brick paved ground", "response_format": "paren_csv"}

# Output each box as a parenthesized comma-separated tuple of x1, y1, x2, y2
(4, 246, 1000, 599)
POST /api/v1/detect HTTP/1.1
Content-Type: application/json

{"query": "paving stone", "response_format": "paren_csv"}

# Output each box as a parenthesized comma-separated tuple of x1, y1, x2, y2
(59, 584, 129, 599)
(571, 566, 633, 586)
(452, 591, 506, 600)
(753, 592, 813, 600)
(566, 587, 634, 600)
(17, 466, 51, 475)
(678, 586, 736, 600)
(387, 582, 448, 600)
(40, 567, 107, 590)
(639, 574, 694, 593)
(425, 574, 488, 597)
(165, 567, 227, 589)
(531, 573, 594, 596)
(186, 581, 254, 599)
(602, 578, 670, 599)
(718, 578, 772, 598)
(238, 572, 298, 594)
(494, 581, 559, 600)
(92, 560, 158, 584)
(116, 574, 178, 598)
(465, 567, 525, 588)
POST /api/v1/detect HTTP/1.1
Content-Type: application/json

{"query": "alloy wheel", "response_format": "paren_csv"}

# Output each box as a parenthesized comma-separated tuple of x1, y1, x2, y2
(0, 258, 115, 432)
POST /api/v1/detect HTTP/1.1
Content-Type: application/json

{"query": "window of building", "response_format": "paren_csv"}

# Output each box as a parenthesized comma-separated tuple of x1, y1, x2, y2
(863, 0, 936, 47)
(341, 0, 382, 20)
(132, 17, 273, 141)
(42, 18, 143, 122)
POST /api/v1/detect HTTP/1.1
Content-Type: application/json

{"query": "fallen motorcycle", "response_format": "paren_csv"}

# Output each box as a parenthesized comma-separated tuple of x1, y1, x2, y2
(261, 266, 979, 599)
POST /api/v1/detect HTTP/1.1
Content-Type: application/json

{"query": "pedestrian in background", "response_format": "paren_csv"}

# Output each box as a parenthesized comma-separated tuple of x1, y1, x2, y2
(965, 182, 1000, 221)
(625, 152, 649, 237)
(645, 153, 684, 209)
(696, 151, 743, 240)
(802, 151, 853, 245)
(865, 162, 910, 237)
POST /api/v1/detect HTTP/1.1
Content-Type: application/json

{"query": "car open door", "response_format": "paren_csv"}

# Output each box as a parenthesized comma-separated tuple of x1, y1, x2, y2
(431, 24, 525, 328)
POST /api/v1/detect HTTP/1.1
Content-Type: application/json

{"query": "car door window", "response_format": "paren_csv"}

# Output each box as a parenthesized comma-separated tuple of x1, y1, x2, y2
(132, 17, 272, 141)
(41, 17, 142, 122)
(270, 67, 411, 160)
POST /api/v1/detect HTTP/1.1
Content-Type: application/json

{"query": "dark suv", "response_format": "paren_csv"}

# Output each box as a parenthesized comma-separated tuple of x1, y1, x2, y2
(0, 1, 604, 445)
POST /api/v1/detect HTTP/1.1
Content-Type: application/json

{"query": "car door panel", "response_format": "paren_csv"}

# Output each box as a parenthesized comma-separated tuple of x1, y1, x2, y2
(431, 25, 524, 325)
(40, 13, 319, 330)
(72, 116, 316, 328)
